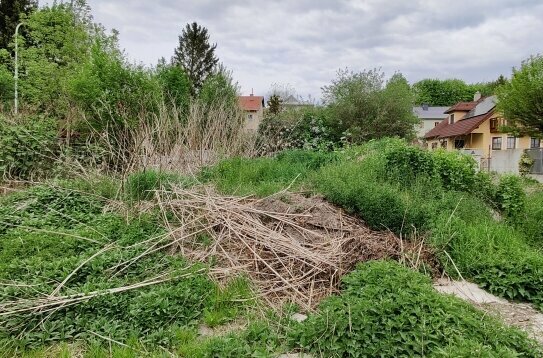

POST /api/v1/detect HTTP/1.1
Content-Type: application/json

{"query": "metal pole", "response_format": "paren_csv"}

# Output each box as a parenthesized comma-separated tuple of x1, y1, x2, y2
(14, 22, 23, 115)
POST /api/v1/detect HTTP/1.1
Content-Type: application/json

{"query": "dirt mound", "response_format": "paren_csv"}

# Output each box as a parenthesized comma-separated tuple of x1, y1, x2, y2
(160, 187, 436, 309)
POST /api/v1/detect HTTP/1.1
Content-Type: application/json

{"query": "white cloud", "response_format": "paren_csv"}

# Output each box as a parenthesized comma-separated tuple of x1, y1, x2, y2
(75, 0, 543, 99)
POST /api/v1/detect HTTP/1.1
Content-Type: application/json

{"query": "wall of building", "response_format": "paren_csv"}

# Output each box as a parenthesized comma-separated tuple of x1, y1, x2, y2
(416, 119, 443, 138)
(244, 108, 264, 131)
(490, 149, 523, 174)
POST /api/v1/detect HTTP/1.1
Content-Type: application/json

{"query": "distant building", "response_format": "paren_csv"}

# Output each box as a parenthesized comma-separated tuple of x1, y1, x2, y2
(238, 94, 265, 131)
(424, 93, 542, 174)
(412, 104, 449, 138)
(282, 95, 313, 110)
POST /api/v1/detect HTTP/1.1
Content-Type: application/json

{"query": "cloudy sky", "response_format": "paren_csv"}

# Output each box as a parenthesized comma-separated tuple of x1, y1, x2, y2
(80, 1, 543, 99)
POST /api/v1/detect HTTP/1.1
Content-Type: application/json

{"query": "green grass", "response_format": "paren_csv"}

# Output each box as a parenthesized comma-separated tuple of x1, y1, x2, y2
(199, 150, 337, 196)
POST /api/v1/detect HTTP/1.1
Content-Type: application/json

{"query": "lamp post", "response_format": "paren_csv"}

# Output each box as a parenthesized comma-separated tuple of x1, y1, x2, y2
(14, 22, 24, 115)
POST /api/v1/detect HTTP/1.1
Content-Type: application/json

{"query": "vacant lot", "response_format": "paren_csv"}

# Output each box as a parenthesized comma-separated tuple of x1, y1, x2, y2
(1, 139, 542, 357)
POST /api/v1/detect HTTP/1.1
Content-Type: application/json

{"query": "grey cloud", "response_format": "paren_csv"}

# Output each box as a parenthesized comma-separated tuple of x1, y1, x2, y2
(76, 0, 543, 99)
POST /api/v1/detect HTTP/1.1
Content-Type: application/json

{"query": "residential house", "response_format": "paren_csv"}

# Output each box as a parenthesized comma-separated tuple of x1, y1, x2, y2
(412, 104, 449, 138)
(424, 92, 542, 173)
(282, 95, 313, 110)
(238, 94, 265, 131)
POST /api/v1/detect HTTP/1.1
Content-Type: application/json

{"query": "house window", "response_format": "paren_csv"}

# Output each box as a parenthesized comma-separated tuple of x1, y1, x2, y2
(449, 114, 455, 124)
(434, 122, 440, 127)
(531, 137, 541, 148)
(454, 139, 465, 149)
(441, 140, 447, 149)
(490, 118, 498, 132)
(247, 114, 253, 120)
(431, 142, 438, 150)
(507, 137, 516, 149)
(492, 137, 502, 150)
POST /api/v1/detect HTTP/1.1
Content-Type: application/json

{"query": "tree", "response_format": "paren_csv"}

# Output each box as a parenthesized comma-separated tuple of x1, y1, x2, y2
(323, 69, 417, 142)
(198, 64, 238, 108)
(156, 60, 191, 112)
(267, 94, 283, 114)
(172, 22, 218, 95)
(0, 0, 37, 50)
(497, 55, 543, 137)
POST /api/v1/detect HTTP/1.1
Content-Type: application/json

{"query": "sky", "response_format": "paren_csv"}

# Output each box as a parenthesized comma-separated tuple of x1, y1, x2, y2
(67, 1, 543, 99)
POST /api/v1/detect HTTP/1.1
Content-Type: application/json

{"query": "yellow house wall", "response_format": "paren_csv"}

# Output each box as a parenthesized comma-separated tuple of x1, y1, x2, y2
(244, 108, 264, 131)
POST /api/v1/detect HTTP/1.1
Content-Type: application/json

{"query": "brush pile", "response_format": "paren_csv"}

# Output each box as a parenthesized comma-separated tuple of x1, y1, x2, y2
(158, 186, 434, 309)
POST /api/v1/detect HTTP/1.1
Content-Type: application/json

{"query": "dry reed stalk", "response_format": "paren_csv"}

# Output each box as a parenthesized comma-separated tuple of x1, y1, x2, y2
(155, 186, 434, 310)
(0, 268, 206, 317)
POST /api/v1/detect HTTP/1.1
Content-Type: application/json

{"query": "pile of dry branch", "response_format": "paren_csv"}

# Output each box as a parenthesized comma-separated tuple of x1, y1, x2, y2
(158, 186, 434, 309)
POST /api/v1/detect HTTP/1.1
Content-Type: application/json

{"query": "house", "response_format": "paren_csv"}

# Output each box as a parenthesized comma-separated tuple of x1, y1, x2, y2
(412, 104, 449, 138)
(282, 95, 313, 110)
(238, 94, 265, 131)
(424, 92, 542, 173)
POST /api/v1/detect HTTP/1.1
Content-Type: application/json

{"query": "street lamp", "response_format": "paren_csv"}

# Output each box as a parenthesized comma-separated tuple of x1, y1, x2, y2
(14, 22, 24, 115)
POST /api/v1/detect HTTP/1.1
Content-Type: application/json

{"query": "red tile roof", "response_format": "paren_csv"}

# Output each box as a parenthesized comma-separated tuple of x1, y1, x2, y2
(424, 110, 494, 139)
(444, 97, 485, 114)
(238, 95, 264, 111)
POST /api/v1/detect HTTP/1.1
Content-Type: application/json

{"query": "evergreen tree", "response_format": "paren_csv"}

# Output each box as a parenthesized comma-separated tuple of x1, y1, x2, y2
(267, 94, 283, 114)
(0, 0, 37, 50)
(173, 22, 218, 95)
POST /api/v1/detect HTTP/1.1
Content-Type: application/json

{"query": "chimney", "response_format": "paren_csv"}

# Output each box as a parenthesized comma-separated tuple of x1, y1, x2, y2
(473, 91, 481, 101)
(422, 103, 429, 110)
(250, 88, 254, 96)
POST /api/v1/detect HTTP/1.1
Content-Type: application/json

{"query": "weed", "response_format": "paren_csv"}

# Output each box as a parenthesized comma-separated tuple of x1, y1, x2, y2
(289, 261, 541, 357)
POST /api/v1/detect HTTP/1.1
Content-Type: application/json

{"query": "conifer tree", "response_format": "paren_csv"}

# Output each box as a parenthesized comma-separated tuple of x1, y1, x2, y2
(173, 22, 218, 95)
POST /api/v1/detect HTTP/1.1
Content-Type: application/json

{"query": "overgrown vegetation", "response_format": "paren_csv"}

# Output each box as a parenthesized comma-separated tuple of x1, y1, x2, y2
(289, 261, 541, 357)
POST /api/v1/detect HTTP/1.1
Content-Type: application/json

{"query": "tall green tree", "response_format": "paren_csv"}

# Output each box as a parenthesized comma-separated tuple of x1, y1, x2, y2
(0, 0, 37, 50)
(173, 22, 218, 95)
(497, 55, 543, 136)
(267, 94, 283, 114)
(323, 69, 417, 142)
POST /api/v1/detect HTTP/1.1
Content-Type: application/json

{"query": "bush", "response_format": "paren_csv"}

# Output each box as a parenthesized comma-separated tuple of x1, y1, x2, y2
(0, 116, 58, 179)
(384, 144, 435, 184)
(289, 261, 541, 357)
(495, 174, 526, 222)
(524, 190, 543, 245)
(313, 160, 429, 234)
(432, 150, 477, 192)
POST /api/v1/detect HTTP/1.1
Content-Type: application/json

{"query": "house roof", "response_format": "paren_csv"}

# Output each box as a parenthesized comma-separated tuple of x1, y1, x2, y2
(445, 97, 485, 114)
(425, 96, 498, 139)
(424, 111, 494, 139)
(238, 95, 264, 111)
(413, 106, 449, 119)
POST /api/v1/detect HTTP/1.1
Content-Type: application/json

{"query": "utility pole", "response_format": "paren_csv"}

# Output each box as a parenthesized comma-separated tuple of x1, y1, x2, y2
(14, 22, 24, 115)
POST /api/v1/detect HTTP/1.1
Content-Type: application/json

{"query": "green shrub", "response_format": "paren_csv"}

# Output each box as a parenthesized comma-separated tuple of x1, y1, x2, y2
(0, 116, 58, 179)
(313, 161, 429, 234)
(289, 261, 541, 357)
(384, 144, 435, 184)
(432, 150, 477, 192)
(524, 190, 543, 245)
(495, 174, 526, 222)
